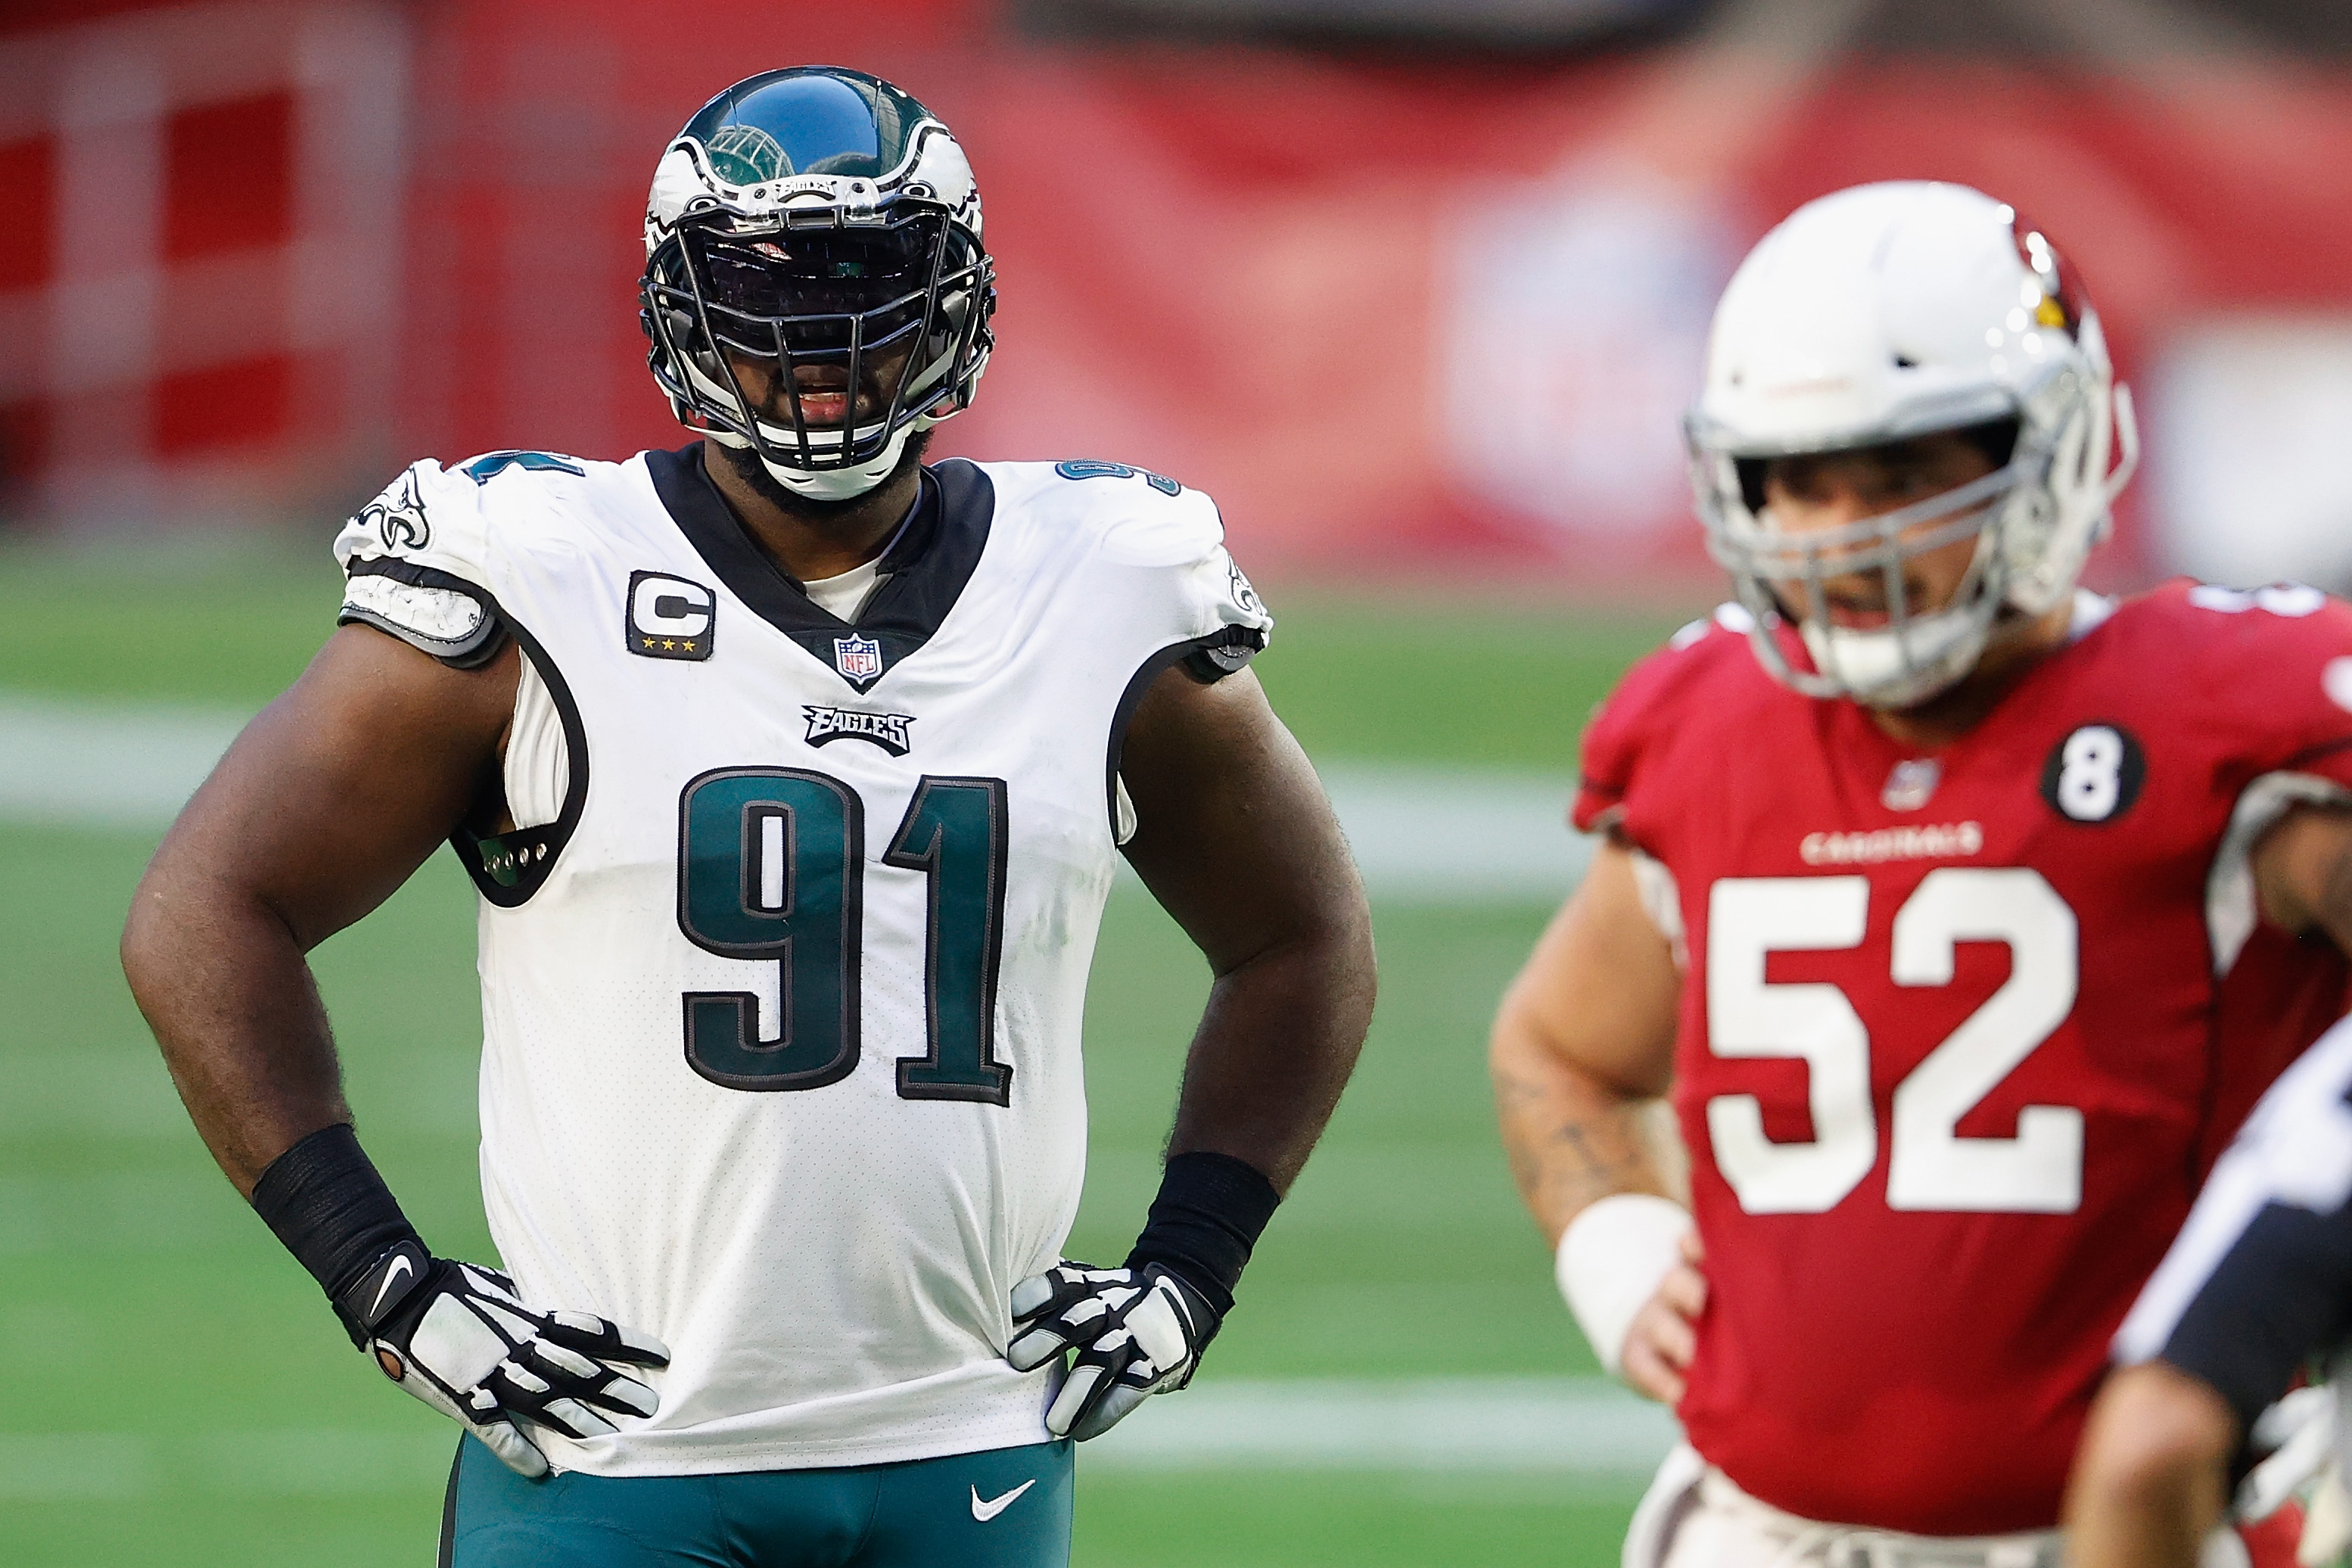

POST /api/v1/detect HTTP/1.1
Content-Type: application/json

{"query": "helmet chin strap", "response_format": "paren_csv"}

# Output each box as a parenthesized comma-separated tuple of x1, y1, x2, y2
(1778, 503, 2008, 710)
(1800, 605, 1991, 711)
(708, 425, 913, 502)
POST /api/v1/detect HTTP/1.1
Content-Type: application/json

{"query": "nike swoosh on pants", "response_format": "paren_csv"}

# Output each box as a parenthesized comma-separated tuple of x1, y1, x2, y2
(971, 1479, 1037, 1522)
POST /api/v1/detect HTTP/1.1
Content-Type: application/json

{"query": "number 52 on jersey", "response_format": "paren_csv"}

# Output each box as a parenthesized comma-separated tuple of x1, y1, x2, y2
(1706, 868, 2082, 1216)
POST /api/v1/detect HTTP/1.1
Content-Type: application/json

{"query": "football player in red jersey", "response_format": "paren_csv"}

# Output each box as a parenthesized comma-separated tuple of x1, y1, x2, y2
(1490, 180, 2352, 1566)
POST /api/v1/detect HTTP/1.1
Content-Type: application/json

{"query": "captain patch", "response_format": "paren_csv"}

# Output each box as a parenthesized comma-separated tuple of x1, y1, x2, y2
(627, 571, 716, 661)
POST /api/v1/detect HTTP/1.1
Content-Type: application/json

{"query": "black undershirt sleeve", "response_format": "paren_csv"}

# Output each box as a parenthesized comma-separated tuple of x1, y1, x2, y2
(1125, 1150, 1282, 1319)
(247, 1123, 424, 1343)
(2158, 1199, 2352, 1446)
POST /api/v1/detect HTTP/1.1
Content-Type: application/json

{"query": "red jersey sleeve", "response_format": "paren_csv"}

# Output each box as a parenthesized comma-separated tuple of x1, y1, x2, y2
(1573, 608, 1752, 841)
(2162, 581, 2352, 792)
(2162, 581, 2352, 1168)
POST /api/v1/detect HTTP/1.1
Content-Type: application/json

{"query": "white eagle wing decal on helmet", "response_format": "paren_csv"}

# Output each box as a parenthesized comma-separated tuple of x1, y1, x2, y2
(637, 67, 995, 503)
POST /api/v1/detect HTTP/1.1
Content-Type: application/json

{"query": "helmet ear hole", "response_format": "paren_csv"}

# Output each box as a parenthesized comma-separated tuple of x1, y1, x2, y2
(1734, 458, 1769, 515)
(664, 308, 727, 381)
(1958, 417, 2021, 471)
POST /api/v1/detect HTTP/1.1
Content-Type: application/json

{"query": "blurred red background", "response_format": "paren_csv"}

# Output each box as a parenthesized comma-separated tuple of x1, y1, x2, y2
(5, 0, 2351, 591)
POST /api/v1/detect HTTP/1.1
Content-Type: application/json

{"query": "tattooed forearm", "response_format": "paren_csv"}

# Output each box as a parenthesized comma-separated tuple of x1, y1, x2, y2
(1524, 1106, 1658, 1220)
(1548, 1115, 1650, 1199)
(1492, 1054, 1682, 1242)
(1488, 839, 1686, 1240)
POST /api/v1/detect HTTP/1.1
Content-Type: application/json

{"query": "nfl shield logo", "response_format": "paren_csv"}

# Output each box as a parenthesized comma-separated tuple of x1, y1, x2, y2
(833, 635, 884, 682)
(1881, 758, 1941, 813)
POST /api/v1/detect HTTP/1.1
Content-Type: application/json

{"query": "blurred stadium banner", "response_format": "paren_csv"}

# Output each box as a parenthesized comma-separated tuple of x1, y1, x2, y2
(5, 0, 2352, 591)
(1013, 0, 1703, 50)
(0, 0, 408, 527)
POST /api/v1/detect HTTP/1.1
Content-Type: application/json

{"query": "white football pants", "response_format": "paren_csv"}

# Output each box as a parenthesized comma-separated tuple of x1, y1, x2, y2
(1623, 1444, 2251, 1568)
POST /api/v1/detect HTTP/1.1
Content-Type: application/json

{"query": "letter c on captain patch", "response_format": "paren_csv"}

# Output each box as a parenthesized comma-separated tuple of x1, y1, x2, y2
(627, 571, 717, 661)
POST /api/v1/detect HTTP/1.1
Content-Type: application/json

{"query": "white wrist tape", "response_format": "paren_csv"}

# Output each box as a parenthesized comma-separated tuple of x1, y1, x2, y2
(1556, 1194, 1694, 1380)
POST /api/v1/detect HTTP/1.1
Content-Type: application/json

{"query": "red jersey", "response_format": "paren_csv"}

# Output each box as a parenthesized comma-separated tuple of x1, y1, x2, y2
(1572, 582, 2352, 1535)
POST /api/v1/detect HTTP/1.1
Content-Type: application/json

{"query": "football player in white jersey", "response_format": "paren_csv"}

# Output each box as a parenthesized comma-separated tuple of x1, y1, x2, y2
(2067, 1016, 2352, 1568)
(122, 67, 1375, 1567)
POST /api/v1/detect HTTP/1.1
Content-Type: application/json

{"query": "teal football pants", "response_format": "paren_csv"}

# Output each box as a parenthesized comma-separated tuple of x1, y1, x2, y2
(440, 1434, 1074, 1567)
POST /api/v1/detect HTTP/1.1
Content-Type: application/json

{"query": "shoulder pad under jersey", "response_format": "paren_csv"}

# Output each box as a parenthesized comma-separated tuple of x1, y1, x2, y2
(1574, 605, 1760, 838)
(332, 458, 506, 667)
(1022, 459, 1275, 680)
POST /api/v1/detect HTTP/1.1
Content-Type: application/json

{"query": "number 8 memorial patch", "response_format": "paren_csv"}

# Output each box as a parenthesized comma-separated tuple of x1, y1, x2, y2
(2040, 722, 2146, 824)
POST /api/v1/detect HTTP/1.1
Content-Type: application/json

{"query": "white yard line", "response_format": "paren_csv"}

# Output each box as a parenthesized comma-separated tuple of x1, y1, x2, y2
(0, 692, 249, 830)
(0, 1380, 1674, 1497)
(1085, 1377, 1675, 1474)
(0, 693, 1593, 900)
(1317, 763, 1591, 903)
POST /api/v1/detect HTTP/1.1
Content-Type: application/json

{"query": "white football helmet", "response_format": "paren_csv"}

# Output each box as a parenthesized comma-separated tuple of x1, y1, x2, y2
(1687, 181, 2138, 707)
(639, 67, 994, 502)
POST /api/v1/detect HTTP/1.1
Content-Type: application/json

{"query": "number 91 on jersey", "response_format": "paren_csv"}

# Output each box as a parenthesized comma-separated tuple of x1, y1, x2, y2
(676, 767, 1016, 1105)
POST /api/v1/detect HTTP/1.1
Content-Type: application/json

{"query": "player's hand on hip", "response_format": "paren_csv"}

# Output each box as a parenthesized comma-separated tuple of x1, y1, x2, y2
(338, 1240, 670, 1477)
(1619, 1230, 1707, 1405)
(2238, 1385, 2337, 1523)
(1005, 1261, 1220, 1440)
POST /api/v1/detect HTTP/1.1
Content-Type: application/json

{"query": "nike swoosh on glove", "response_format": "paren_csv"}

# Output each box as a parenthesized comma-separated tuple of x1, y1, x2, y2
(339, 1240, 670, 1478)
(1005, 1262, 1218, 1440)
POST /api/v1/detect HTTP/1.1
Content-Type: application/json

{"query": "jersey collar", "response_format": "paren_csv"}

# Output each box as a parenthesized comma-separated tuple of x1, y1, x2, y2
(643, 442, 994, 693)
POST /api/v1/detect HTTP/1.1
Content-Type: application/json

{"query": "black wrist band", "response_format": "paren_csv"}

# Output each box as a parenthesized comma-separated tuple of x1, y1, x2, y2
(1124, 1150, 1282, 1318)
(249, 1123, 423, 1342)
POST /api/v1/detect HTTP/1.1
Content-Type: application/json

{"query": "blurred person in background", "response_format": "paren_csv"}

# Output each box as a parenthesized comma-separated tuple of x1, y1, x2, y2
(2067, 1012, 2352, 1568)
(1490, 179, 2352, 1567)
(120, 64, 1372, 1566)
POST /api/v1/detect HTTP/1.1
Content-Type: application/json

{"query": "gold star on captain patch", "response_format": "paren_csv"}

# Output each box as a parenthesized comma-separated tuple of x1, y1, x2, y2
(641, 636, 658, 649)
(680, 641, 698, 653)
(661, 639, 678, 651)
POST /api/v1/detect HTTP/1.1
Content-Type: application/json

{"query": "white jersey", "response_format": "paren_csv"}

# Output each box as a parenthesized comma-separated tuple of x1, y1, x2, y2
(332, 445, 1270, 1476)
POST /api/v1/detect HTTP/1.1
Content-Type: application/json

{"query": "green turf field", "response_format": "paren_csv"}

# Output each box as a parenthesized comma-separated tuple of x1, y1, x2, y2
(0, 541, 1689, 1566)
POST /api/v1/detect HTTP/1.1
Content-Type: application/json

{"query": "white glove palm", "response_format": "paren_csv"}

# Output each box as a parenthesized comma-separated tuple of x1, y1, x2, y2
(342, 1242, 669, 1477)
(2237, 1384, 2352, 1568)
(2241, 1386, 2337, 1524)
(1006, 1262, 1218, 1440)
